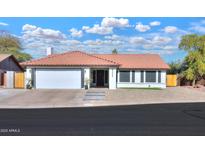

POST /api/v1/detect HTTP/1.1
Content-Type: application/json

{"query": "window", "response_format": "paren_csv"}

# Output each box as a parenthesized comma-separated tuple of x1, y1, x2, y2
(119, 71, 130, 82)
(140, 71, 144, 83)
(145, 71, 156, 82)
(158, 71, 161, 83)
(105, 70, 108, 84)
(132, 71, 135, 83)
(92, 70, 96, 83)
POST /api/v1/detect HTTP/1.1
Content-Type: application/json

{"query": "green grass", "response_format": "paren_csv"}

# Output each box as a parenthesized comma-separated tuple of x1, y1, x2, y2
(121, 87, 162, 90)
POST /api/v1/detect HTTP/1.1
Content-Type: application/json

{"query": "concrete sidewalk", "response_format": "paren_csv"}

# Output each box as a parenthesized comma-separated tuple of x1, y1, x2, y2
(0, 87, 205, 108)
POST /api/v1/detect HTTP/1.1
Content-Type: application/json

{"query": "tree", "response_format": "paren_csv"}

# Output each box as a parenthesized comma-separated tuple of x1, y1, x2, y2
(112, 48, 118, 54)
(167, 60, 183, 74)
(183, 51, 205, 86)
(0, 30, 32, 62)
(179, 34, 205, 55)
(179, 34, 205, 86)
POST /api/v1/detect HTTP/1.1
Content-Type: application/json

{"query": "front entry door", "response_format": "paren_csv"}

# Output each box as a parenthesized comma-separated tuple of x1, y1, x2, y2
(97, 70, 104, 87)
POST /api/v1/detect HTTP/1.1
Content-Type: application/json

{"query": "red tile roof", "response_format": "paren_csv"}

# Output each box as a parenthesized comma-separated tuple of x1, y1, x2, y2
(21, 51, 169, 70)
(21, 51, 119, 67)
(93, 54, 170, 69)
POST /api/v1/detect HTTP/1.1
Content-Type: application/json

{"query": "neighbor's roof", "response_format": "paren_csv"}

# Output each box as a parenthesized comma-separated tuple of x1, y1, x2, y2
(21, 51, 169, 70)
(0, 54, 11, 62)
(0, 54, 24, 71)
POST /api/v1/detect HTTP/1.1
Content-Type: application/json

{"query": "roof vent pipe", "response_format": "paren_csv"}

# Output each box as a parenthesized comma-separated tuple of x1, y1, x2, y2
(46, 47, 53, 56)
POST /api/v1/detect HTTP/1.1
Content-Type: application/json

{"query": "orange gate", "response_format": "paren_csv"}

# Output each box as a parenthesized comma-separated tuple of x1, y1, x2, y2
(166, 74, 177, 87)
(14, 72, 25, 88)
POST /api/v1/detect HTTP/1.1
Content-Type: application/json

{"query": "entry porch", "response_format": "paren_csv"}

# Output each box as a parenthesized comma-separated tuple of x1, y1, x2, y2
(84, 67, 117, 89)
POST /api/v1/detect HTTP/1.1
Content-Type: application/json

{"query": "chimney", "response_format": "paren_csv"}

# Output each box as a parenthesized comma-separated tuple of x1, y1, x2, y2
(46, 47, 53, 56)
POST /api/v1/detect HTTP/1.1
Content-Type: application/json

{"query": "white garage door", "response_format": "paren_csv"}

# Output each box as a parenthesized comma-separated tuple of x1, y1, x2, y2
(35, 68, 82, 89)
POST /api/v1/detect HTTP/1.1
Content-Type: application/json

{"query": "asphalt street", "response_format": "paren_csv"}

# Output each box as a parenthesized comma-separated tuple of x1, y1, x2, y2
(0, 102, 205, 135)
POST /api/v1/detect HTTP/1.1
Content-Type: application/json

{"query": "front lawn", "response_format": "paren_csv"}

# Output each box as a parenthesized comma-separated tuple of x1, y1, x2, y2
(120, 87, 162, 90)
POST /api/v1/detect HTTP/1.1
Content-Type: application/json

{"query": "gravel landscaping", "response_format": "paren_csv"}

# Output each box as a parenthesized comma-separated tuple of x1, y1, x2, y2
(106, 87, 205, 105)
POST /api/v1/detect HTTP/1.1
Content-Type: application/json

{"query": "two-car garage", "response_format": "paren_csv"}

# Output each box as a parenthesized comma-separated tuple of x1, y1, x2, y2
(34, 68, 83, 89)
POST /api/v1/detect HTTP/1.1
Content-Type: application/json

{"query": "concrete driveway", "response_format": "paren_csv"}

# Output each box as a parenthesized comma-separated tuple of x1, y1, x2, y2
(0, 87, 205, 108)
(0, 89, 86, 108)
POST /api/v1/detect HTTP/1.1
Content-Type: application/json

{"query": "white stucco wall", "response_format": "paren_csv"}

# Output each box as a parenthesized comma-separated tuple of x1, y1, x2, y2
(25, 68, 32, 80)
(24, 67, 167, 90)
(161, 70, 166, 84)
(117, 70, 167, 89)
(135, 71, 141, 83)
(117, 83, 166, 88)
(6, 71, 14, 88)
(25, 68, 32, 88)
(109, 68, 116, 89)
(84, 68, 90, 88)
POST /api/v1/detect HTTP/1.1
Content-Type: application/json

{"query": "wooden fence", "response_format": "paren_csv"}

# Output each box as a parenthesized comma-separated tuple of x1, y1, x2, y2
(14, 72, 25, 88)
(166, 74, 177, 87)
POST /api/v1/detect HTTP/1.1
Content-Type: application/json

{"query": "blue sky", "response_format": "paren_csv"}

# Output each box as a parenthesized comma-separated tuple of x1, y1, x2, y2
(0, 17, 205, 62)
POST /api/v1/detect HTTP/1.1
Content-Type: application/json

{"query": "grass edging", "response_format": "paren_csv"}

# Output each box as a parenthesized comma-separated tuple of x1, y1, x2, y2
(120, 87, 162, 90)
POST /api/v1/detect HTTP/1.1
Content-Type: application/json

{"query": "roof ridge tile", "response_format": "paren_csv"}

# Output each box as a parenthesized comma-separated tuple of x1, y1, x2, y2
(77, 51, 119, 65)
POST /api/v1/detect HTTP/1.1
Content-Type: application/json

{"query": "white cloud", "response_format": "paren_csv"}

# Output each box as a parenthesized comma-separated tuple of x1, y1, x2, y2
(83, 38, 123, 48)
(163, 45, 177, 50)
(81, 17, 129, 36)
(123, 48, 175, 55)
(20, 22, 179, 58)
(122, 35, 173, 50)
(84, 39, 103, 46)
(135, 23, 150, 32)
(146, 50, 174, 55)
(104, 35, 122, 40)
(152, 36, 172, 44)
(189, 20, 205, 33)
(101, 17, 130, 28)
(0, 22, 9, 26)
(142, 44, 160, 49)
(82, 26, 89, 30)
(69, 28, 83, 37)
(163, 26, 178, 33)
(129, 36, 147, 44)
(21, 24, 72, 57)
(190, 25, 205, 33)
(66, 39, 81, 45)
(22, 24, 37, 31)
(23, 37, 84, 57)
(106, 40, 123, 45)
(157, 50, 174, 55)
(149, 21, 161, 26)
(22, 24, 66, 40)
(82, 24, 113, 35)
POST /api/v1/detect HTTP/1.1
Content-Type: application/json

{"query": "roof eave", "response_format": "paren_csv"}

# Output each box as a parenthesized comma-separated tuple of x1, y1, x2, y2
(21, 64, 120, 67)
(119, 67, 169, 70)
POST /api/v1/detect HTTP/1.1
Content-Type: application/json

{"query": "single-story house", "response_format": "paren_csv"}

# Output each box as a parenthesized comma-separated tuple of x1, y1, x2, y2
(0, 54, 24, 87)
(21, 50, 169, 89)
